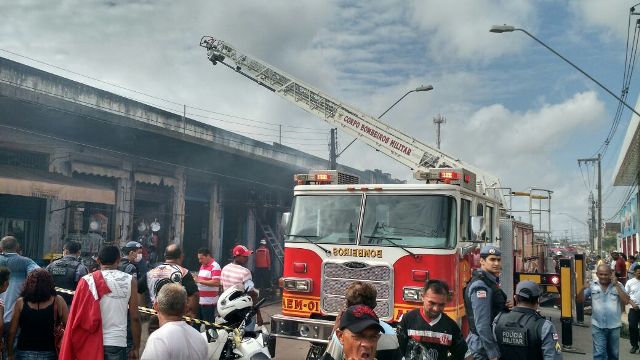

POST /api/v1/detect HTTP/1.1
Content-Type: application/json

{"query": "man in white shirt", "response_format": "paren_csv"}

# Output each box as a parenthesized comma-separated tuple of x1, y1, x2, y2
(141, 283, 208, 360)
(626, 267, 640, 353)
(98, 245, 141, 360)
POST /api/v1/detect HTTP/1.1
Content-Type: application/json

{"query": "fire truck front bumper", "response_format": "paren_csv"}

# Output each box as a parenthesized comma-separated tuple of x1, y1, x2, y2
(270, 314, 334, 343)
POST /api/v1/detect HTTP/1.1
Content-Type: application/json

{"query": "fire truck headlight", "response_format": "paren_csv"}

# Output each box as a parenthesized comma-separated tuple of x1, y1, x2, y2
(283, 278, 312, 292)
(403, 287, 423, 303)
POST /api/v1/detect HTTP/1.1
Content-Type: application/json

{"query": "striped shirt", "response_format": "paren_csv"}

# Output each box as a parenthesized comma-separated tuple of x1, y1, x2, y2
(197, 260, 221, 305)
(220, 263, 252, 291)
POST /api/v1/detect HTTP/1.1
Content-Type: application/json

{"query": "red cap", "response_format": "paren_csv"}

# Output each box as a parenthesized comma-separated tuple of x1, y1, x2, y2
(232, 245, 253, 257)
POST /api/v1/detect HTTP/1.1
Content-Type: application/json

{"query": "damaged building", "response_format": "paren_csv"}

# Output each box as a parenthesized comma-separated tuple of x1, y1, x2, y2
(0, 57, 402, 270)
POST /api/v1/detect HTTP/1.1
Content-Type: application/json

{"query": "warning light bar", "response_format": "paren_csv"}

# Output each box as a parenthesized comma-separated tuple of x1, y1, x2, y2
(415, 168, 476, 191)
(293, 170, 359, 185)
(439, 171, 460, 181)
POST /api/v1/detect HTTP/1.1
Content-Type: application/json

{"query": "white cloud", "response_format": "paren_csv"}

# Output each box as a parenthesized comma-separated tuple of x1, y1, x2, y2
(568, 0, 636, 41)
(408, 0, 537, 63)
(0, 0, 628, 241)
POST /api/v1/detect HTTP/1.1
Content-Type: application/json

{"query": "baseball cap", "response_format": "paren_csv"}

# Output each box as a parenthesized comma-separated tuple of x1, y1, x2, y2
(339, 305, 384, 333)
(515, 280, 542, 299)
(125, 241, 142, 249)
(232, 245, 253, 257)
(480, 245, 501, 257)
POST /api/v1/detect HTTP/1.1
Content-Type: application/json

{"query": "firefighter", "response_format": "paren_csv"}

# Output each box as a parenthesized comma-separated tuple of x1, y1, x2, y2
(492, 281, 562, 360)
(254, 239, 271, 292)
(46, 240, 89, 306)
(464, 245, 510, 360)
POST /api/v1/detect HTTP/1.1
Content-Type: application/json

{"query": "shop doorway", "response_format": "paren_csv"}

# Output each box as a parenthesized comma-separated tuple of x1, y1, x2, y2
(183, 200, 209, 271)
(0, 194, 45, 260)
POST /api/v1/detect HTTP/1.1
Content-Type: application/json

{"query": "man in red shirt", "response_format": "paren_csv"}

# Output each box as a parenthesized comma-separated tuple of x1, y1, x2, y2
(254, 239, 271, 292)
(194, 248, 221, 322)
(615, 252, 628, 284)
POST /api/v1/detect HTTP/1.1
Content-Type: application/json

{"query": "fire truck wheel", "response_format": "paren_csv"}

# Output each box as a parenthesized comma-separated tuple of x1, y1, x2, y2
(306, 342, 327, 360)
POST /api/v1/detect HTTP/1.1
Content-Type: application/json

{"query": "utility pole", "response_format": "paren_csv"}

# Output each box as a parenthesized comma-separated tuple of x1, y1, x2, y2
(578, 155, 602, 254)
(279, 125, 282, 144)
(433, 114, 446, 149)
(329, 128, 337, 170)
(597, 153, 602, 254)
(589, 192, 596, 252)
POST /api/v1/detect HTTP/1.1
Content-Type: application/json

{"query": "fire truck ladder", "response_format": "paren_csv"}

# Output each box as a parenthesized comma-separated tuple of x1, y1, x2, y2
(258, 222, 284, 265)
(199, 36, 507, 209)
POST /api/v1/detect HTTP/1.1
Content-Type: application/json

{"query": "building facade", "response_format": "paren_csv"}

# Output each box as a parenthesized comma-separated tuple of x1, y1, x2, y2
(0, 57, 402, 270)
(613, 94, 640, 256)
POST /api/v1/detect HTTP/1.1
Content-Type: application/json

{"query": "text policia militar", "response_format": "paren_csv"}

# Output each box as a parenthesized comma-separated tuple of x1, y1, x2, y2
(342, 115, 413, 156)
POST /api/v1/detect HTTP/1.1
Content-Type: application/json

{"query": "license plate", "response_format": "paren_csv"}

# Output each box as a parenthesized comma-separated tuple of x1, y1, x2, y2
(282, 296, 320, 313)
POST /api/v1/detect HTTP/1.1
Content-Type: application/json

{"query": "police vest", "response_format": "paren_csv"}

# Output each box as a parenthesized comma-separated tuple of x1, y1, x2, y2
(494, 307, 545, 360)
(48, 256, 82, 304)
(463, 270, 508, 334)
(119, 259, 138, 277)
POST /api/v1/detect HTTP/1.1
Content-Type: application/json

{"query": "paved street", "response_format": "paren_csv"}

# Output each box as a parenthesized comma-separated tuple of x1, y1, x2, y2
(263, 301, 640, 359)
(262, 302, 312, 359)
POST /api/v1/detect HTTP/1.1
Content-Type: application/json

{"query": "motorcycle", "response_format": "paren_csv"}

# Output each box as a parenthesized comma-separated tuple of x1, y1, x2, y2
(203, 286, 273, 360)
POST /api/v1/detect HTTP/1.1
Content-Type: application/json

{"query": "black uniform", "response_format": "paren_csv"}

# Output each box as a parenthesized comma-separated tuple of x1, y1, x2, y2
(46, 255, 89, 305)
(119, 259, 138, 278)
(493, 307, 562, 360)
(397, 308, 468, 360)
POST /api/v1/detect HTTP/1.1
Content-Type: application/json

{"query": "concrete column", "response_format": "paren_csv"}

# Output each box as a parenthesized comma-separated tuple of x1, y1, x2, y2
(44, 149, 71, 255)
(115, 162, 134, 247)
(208, 182, 223, 260)
(172, 167, 186, 245)
(246, 207, 256, 271)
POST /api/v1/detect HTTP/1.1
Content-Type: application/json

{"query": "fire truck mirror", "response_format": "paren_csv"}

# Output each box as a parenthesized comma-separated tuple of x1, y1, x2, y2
(471, 216, 486, 242)
(280, 212, 292, 232)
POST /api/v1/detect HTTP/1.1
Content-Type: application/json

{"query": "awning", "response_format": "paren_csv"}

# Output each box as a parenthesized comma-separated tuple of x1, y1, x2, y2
(71, 161, 129, 179)
(135, 172, 177, 187)
(0, 165, 115, 204)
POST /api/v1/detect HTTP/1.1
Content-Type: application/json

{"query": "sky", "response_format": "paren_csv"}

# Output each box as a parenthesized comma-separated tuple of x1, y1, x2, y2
(1, 0, 639, 243)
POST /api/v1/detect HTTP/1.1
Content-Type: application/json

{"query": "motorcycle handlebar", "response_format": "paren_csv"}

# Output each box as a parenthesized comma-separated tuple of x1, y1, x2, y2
(254, 297, 266, 309)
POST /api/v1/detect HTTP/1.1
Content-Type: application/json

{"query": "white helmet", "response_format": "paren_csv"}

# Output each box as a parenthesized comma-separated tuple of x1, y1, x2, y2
(217, 285, 253, 323)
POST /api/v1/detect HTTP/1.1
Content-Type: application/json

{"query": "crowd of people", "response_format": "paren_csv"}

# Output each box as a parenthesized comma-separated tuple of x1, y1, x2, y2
(0, 234, 274, 360)
(320, 245, 563, 360)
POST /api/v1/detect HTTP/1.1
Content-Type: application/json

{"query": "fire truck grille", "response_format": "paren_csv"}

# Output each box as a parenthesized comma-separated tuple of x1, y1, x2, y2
(321, 262, 393, 319)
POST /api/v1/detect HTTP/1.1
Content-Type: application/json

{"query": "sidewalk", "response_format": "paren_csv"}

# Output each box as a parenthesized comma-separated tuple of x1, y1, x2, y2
(541, 307, 637, 359)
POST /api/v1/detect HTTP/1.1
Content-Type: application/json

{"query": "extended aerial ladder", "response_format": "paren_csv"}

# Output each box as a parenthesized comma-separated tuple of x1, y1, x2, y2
(199, 36, 506, 208)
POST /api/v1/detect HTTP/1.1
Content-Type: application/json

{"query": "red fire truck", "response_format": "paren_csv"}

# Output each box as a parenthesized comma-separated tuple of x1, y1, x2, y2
(200, 36, 553, 357)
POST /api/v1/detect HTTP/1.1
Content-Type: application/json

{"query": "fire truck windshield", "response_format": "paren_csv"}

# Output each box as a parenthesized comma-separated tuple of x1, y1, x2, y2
(287, 195, 360, 244)
(361, 195, 457, 249)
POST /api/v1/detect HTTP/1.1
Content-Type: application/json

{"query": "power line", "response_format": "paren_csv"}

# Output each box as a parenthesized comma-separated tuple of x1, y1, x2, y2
(605, 178, 638, 221)
(0, 48, 329, 132)
(0, 80, 330, 160)
(593, 13, 640, 159)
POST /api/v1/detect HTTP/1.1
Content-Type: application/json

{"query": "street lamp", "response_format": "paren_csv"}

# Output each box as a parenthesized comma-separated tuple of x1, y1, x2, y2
(490, 25, 640, 119)
(336, 84, 434, 158)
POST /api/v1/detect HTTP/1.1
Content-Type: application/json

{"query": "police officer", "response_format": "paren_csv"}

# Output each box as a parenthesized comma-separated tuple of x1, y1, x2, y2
(464, 245, 510, 360)
(46, 240, 89, 306)
(120, 241, 145, 280)
(493, 281, 562, 359)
